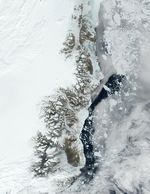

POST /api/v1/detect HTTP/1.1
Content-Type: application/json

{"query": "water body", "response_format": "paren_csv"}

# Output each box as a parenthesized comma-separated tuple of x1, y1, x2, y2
(80, 73, 126, 180)
(80, 0, 126, 180)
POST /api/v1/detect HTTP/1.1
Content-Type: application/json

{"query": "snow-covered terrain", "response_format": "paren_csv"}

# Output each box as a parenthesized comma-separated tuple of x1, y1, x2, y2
(2, 0, 150, 193)
(0, 0, 75, 193)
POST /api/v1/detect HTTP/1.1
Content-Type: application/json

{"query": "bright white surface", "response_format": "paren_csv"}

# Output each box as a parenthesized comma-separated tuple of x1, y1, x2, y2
(0, 0, 75, 161)
(0, 0, 74, 194)
(0, 1, 75, 192)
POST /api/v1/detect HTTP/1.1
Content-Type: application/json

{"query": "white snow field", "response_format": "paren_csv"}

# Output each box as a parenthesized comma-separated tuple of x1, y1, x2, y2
(0, 0, 75, 193)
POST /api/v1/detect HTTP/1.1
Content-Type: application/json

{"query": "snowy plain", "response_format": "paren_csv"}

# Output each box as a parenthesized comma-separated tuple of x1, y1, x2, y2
(0, 0, 76, 193)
